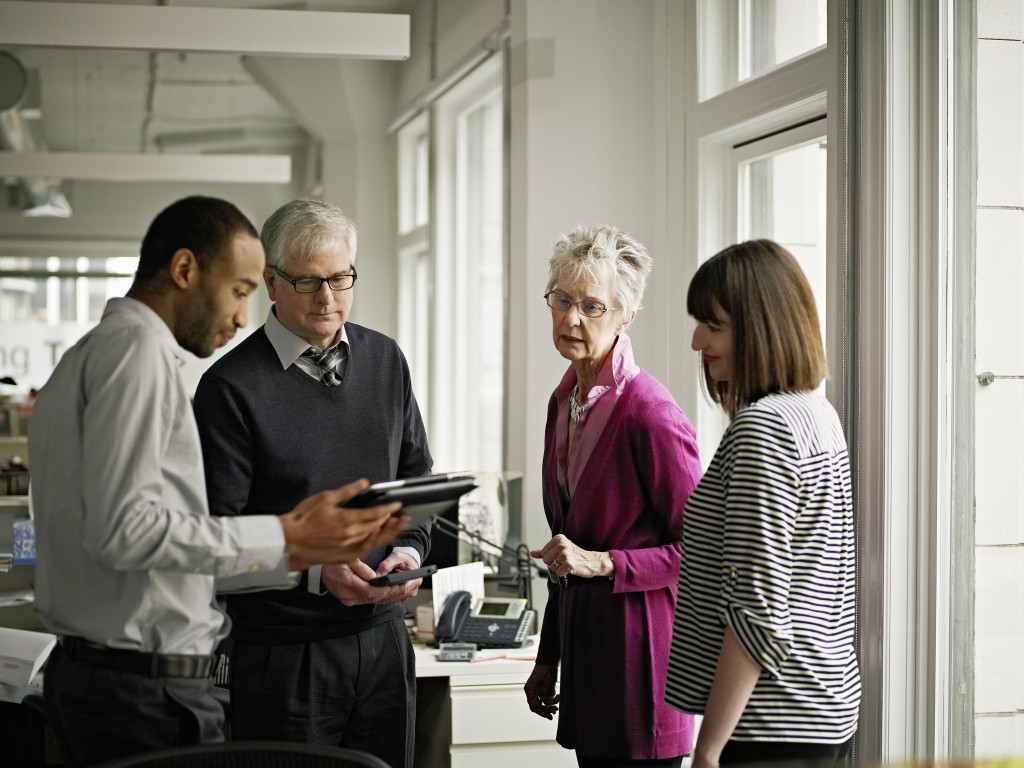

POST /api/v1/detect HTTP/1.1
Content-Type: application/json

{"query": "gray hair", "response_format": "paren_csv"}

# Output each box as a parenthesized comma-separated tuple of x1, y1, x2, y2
(545, 224, 653, 314)
(261, 199, 358, 270)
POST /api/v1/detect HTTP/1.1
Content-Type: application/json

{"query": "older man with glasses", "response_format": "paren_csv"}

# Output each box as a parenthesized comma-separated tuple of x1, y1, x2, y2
(193, 199, 432, 768)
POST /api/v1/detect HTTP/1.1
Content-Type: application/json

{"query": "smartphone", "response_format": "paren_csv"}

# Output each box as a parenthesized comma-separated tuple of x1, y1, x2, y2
(367, 564, 437, 587)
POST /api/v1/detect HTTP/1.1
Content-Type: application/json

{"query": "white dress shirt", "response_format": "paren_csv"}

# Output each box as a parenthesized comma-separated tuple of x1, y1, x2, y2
(30, 298, 295, 655)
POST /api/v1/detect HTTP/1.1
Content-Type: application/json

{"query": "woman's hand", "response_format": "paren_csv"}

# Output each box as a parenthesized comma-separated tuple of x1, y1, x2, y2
(530, 534, 614, 580)
(524, 663, 560, 720)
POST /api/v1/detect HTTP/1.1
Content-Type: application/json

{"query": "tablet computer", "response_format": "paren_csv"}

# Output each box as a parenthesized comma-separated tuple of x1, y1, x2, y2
(341, 473, 477, 525)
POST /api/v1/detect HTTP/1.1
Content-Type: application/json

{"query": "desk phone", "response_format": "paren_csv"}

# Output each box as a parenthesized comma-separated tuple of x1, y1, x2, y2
(435, 592, 535, 649)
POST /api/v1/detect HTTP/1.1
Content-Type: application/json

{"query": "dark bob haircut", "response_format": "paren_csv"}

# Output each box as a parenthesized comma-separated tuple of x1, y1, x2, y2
(136, 196, 258, 287)
(687, 239, 828, 417)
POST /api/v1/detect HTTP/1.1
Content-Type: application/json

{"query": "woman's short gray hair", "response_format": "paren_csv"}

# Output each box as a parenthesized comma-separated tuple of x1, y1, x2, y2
(261, 199, 358, 270)
(545, 224, 654, 314)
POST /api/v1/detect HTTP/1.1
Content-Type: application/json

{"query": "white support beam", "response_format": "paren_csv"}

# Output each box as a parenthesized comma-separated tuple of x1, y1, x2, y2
(0, 151, 291, 183)
(0, 2, 410, 60)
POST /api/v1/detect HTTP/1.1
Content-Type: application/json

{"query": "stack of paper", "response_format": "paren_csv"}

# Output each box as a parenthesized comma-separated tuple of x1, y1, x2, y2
(0, 627, 56, 688)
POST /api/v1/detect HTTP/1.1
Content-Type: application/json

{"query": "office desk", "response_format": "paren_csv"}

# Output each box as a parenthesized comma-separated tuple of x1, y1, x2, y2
(414, 644, 574, 768)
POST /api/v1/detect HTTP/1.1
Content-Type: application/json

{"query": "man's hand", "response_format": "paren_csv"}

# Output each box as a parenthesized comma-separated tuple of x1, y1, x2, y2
(322, 551, 423, 606)
(278, 479, 407, 572)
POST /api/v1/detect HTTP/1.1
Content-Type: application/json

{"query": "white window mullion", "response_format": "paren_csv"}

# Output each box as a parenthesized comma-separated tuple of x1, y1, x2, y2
(852, 0, 952, 760)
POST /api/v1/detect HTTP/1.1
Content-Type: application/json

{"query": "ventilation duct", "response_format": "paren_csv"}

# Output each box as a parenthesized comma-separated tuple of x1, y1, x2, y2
(0, 51, 72, 218)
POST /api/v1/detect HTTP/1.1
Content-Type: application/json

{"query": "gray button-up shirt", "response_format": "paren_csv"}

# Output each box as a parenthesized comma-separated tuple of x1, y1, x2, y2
(30, 298, 293, 655)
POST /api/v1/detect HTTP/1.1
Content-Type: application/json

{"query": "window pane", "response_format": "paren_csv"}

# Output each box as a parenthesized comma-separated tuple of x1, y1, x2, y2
(739, 137, 827, 344)
(740, 0, 827, 83)
(413, 250, 431, 429)
(398, 114, 430, 235)
(700, 0, 827, 98)
(415, 132, 430, 229)
(454, 91, 504, 472)
(0, 255, 136, 395)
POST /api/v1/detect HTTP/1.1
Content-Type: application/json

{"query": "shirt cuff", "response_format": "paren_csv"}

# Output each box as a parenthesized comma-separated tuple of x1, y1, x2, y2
(308, 564, 326, 595)
(392, 546, 421, 567)
(216, 515, 295, 593)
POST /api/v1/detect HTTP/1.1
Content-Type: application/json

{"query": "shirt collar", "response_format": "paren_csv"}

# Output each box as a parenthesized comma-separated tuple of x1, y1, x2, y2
(104, 297, 187, 366)
(555, 332, 640, 398)
(264, 306, 349, 370)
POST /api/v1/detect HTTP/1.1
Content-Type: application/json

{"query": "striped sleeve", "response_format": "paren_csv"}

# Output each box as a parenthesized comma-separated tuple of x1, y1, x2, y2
(718, 407, 801, 677)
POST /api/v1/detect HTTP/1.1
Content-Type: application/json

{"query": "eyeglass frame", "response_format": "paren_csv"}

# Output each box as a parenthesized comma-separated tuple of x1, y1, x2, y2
(270, 264, 358, 293)
(543, 290, 619, 318)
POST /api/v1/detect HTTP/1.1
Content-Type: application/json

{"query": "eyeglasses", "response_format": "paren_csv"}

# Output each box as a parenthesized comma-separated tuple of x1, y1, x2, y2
(544, 291, 617, 318)
(270, 264, 357, 293)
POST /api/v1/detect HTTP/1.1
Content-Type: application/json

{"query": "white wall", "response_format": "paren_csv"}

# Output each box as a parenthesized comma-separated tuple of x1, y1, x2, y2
(505, 0, 684, 550)
(974, 0, 1024, 757)
(242, 55, 403, 339)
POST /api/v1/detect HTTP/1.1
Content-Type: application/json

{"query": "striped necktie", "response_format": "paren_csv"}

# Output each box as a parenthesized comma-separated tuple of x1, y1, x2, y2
(302, 345, 344, 387)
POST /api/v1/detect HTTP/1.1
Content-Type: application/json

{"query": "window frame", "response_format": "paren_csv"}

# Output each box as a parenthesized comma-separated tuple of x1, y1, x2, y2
(397, 52, 507, 473)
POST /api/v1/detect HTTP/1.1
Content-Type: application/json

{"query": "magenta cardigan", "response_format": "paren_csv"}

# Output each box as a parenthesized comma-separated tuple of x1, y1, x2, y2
(536, 335, 703, 759)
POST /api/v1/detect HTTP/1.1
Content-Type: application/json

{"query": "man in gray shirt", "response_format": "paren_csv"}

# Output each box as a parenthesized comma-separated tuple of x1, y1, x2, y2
(29, 196, 406, 768)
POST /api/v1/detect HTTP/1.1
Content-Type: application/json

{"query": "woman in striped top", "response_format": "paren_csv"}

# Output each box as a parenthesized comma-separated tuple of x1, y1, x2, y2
(665, 240, 860, 767)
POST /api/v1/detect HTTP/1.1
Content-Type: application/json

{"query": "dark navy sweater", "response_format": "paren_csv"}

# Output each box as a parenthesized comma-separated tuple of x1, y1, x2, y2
(193, 322, 432, 643)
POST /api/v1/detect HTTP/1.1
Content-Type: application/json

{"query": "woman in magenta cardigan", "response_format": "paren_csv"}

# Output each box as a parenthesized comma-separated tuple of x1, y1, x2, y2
(524, 224, 704, 767)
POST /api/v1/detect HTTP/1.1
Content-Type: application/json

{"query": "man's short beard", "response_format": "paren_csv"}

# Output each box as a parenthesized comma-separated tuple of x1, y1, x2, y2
(176, 282, 218, 358)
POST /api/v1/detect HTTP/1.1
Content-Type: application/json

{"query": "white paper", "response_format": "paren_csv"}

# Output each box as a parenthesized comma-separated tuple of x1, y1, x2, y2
(0, 626, 56, 687)
(431, 561, 485, 627)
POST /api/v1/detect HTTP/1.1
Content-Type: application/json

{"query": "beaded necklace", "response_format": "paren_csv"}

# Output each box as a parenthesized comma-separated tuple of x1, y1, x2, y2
(569, 382, 587, 424)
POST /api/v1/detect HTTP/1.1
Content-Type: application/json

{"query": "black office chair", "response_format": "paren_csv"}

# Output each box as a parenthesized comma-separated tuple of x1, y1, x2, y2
(96, 741, 392, 768)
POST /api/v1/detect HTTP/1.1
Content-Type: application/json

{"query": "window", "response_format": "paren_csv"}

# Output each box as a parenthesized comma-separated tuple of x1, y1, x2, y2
(397, 113, 433, 426)
(700, 0, 828, 100)
(687, 1, 973, 760)
(735, 119, 828, 345)
(0, 253, 135, 392)
(396, 55, 505, 473)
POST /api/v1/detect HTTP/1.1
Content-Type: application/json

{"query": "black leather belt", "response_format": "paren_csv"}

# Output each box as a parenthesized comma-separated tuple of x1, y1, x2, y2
(61, 636, 214, 679)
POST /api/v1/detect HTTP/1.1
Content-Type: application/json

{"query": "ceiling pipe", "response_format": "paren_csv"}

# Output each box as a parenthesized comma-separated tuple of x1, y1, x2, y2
(0, 51, 72, 218)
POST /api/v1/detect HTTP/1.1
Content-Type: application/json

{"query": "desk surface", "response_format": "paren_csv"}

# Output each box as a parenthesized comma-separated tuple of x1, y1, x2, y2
(413, 640, 538, 683)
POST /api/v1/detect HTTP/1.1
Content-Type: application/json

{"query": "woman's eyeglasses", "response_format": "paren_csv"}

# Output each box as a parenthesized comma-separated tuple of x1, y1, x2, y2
(544, 291, 617, 318)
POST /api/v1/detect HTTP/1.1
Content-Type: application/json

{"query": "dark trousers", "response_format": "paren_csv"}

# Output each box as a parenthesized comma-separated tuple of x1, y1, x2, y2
(720, 737, 853, 767)
(230, 617, 416, 768)
(43, 643, 225, 768)
(576, 755, 685, 768)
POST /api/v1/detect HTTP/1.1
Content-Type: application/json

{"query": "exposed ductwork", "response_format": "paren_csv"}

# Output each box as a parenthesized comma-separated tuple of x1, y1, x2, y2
(0, 51, 72, 218)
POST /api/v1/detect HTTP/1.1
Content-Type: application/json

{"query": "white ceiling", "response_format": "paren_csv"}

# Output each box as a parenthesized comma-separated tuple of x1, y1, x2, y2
(0, 0, 414, 211)
(13, 47, 298, 154)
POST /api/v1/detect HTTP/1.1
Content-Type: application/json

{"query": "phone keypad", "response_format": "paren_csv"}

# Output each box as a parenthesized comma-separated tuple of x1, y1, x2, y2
(456, 611, 534, 648)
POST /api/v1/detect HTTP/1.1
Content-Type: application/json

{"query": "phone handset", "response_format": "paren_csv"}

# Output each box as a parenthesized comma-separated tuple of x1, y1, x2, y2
(436, 590, 472, 643)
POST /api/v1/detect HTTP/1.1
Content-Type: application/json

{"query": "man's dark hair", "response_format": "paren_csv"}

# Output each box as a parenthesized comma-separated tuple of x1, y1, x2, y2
(136, 196, 259, 286)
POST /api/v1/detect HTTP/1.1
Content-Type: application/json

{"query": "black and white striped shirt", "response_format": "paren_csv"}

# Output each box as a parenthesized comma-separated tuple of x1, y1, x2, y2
(665, 391, 860, 743)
